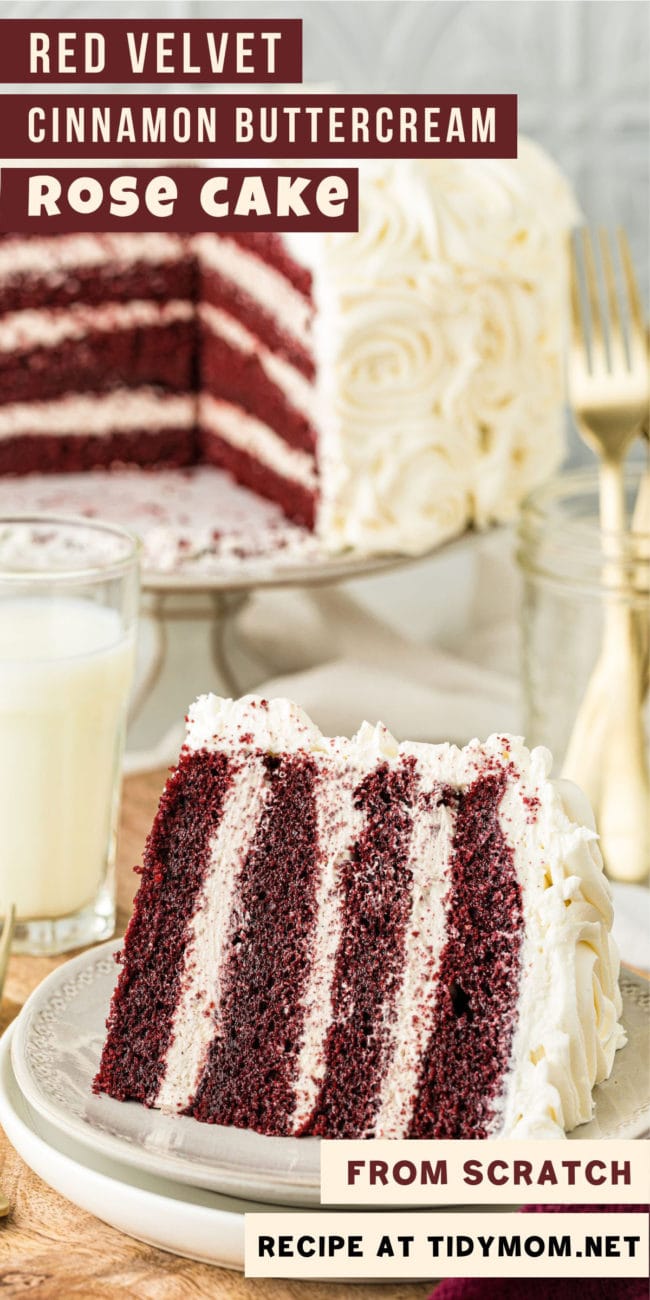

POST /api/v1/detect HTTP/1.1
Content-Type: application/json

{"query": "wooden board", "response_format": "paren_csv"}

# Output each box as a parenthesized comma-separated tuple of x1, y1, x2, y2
(0, 769, 432, 1300)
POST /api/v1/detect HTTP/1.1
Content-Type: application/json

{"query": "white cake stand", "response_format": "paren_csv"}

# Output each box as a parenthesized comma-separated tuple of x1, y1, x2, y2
(1, 466, 465, 755)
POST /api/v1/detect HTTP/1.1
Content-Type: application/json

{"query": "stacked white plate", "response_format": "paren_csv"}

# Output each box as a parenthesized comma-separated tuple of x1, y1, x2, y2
(2, 942, 649, 1269)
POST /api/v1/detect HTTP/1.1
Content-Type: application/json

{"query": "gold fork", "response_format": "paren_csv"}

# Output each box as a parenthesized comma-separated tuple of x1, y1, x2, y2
(562, 228, 650, 883)
(0, 903, 15, 1218)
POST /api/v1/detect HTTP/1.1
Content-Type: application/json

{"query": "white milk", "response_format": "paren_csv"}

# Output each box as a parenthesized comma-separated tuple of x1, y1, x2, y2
(0, 596, 135, 920)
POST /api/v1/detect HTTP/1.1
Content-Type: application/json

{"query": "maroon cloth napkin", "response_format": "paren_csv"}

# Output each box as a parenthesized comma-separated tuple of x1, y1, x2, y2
(429, 1205, 649, 1300)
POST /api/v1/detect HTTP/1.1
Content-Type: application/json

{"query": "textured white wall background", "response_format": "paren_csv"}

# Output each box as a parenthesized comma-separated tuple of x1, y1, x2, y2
(5, 0, 647, 269)
(2, 0, 648, 465)
(193, 0, 650, 287)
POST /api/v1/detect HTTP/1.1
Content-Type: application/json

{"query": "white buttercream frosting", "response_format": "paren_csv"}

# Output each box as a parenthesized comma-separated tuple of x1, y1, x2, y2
(0, 298, 192, 353)
(183, 694, 624, 1137)
(0, 387, 195, 439)
(290, 768, 364, 1132)
(195, 233, 312, 350)
(374, 777, 456, 1138)
(185, 692, 324, 756)
(155, 755, 272, 1113)
(287, 140, 578, 555)
(199, 395, 317, 491)
(200, 302, 315, 419)
(500, 771, 626, 1137)
(0, 232, 185, 279)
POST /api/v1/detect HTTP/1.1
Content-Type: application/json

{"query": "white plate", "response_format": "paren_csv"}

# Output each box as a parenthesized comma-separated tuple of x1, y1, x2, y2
(0, 1025, 511, 1276)
(12, 942, 321, 1206)
(0, 1022, 275, 1270)
(11, 943, 650, 1211)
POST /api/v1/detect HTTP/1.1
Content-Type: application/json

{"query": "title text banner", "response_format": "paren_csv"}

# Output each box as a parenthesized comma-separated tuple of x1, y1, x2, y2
(1, 94, 518, 159)
(0, 20, 303, 83)
(0, 167, 359, 233)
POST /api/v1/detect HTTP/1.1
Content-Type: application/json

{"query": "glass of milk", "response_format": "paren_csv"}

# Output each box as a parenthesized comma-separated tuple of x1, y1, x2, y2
(0, 516, 139, 954)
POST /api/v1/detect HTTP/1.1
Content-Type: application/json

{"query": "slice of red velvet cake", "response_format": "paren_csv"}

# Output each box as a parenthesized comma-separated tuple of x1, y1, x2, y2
(95, 694, 624, 1140)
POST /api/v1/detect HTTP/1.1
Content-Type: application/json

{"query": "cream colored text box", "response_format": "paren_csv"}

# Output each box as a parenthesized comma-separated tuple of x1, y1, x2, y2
(320, 1139, 649, 1204)
(245, 1211, 649, 1279)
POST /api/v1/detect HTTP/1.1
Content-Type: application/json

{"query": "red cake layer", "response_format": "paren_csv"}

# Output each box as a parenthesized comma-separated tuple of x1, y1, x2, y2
(0, 253, 195, 316)
(409, 771, 523, 1138)
(191, 755, 320, 1132)
(201, 425, 317, 530)
(228, 233, 313, 300)
(200, 267, 315, 381)
(0, 318, 196, 407)
(307, 760, 417, 1137)
(0, 232, 320, 523)
(0, 425, 196, 476)
(200, 324, 317, 455)
(94, 750, 233, 1104)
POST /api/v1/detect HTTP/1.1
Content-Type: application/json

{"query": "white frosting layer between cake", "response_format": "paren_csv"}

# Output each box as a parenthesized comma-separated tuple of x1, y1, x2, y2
(0, 299, 192, 353)
(290, 769, 364, 1131)
(0, 232, 185, 278)
(0, 387, 195, 438)
(195, 234, 312, 350)
(374, 777, 456, 1138)
(179, 694, 624, 1138)
(200, 302, 315, 420)
(155, 756, 272, 1114)
(199, 395, 317, 490)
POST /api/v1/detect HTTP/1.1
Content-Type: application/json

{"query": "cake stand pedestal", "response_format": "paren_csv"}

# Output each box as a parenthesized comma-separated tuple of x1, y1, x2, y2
(0, 464, 466, 759)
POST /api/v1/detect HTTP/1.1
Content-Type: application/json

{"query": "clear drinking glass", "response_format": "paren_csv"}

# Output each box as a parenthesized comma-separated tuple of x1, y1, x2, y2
(517, 465, 650, 883)
(0, 516, 140, 953)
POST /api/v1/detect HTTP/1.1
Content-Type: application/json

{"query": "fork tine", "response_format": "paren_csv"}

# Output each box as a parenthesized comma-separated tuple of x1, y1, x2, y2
(581, 228, 607, 373)
(618, 228, 646, 365)
(569, 232, 588, 357)
(598, 228, 627, 372)
(569, 231, 590, 366)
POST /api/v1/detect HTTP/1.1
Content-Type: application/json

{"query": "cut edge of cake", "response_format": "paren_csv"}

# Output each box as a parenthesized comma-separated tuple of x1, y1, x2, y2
(94, 693, 625, 1140)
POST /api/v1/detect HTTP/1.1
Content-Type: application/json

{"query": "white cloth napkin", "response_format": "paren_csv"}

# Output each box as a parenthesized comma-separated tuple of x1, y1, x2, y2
(235, 530, 523, 739)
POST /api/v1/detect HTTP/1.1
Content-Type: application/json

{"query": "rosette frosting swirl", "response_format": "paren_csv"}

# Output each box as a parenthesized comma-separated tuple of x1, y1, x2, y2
(290, 140, 578, 555)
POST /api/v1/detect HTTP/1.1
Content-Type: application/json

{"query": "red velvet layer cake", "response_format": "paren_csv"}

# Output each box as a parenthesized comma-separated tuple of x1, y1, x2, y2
(0, 233, 198, 475)
(196, 234, 320, 529)
(0, 149, 577, 553)
(0, 229, 318, 522)
(95, 694, 624, 1140)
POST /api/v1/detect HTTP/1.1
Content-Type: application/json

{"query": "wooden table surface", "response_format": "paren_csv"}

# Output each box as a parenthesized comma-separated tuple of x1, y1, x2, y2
(0, 770, 434, 1300)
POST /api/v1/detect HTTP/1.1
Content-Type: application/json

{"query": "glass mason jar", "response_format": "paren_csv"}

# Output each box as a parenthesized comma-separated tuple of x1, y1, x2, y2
(0, 516, 140, 953)
(517, 465, 650, 885)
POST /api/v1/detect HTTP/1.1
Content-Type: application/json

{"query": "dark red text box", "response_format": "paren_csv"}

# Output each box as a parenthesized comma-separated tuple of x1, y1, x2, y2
(0, 20, 302, 83)
(0, 94, 517, 159)
(0, 167, 359, 233)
